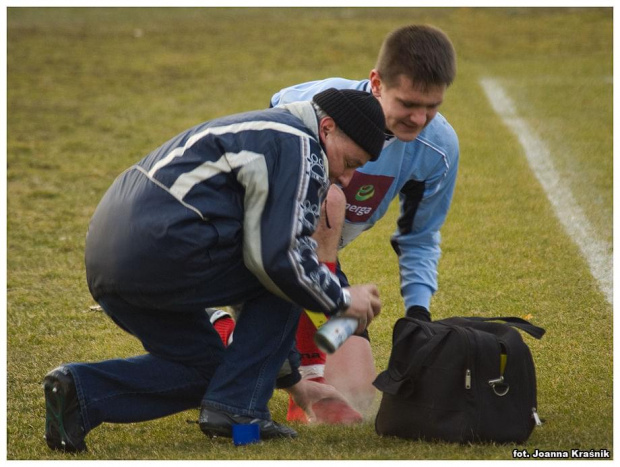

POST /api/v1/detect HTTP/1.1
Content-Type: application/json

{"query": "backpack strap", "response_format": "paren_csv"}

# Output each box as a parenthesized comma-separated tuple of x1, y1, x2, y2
(460, 316, 545, 339)
(374, 324, 453, 395)
(387, 327, 452, 382)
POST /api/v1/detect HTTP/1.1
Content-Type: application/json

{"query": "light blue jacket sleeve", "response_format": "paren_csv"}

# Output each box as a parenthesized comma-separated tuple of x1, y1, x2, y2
(392, 130, 460, 311)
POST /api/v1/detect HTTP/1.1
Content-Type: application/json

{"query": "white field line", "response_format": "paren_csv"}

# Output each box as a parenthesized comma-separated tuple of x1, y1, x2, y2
(480, 77, 612, 305)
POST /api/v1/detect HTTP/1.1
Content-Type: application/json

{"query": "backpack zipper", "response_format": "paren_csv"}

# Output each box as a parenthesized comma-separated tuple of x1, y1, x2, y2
(451, 325, 472, 390)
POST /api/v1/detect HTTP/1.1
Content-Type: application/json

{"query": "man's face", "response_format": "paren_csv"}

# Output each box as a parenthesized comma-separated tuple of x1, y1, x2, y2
(319, 119, 371, 188)
(370, 70, 446, 142)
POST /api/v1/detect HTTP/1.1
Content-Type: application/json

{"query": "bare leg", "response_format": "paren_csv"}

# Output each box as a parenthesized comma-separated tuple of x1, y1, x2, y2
(325, 336, 377, 414)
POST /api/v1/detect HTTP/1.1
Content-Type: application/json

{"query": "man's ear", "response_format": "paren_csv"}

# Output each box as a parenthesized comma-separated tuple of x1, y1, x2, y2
(318, 116, 336, 143)
(369, 69, 383, 98)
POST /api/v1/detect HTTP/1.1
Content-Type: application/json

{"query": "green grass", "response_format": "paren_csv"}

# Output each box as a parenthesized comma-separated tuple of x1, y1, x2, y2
(7, 7, 612, 460)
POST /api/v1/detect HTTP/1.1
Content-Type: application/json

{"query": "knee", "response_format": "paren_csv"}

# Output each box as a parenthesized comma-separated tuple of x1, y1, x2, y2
(312, 185, 347, 262)
(323, 185, 346, 231)
(326, 185, 346, 217)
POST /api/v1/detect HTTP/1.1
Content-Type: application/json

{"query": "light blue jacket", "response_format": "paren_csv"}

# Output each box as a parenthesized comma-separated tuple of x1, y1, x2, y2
(271, 78, 459, 311)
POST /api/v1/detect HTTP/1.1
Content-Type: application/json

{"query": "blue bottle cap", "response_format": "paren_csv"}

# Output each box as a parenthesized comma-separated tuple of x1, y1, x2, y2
(232, 424, 260, 446)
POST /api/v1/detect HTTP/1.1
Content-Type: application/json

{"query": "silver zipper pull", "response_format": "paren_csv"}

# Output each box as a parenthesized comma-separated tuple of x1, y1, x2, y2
(532, 407, 542, 426)
(465, 369, 471, 389)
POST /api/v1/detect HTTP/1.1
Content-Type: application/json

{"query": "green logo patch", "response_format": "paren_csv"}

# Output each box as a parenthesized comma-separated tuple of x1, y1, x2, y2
(355, 185, 375, 201)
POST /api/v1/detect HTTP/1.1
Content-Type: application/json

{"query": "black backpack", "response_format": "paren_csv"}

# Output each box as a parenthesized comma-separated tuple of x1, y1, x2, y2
(374, 316, 545, 444)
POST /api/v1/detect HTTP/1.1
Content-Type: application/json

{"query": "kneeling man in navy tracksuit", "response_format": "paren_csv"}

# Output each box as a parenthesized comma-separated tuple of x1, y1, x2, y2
(42, 88, 385, 452)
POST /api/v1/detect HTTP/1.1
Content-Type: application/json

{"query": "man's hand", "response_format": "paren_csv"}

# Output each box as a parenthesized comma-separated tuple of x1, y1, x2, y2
(342, 284, 381, 334)
(284, 378, 350, 423)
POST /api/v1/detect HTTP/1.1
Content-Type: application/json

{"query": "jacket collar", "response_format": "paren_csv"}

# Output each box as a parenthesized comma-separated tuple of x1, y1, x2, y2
(280, 101, 321, 143)
(280, 101, 329, 175)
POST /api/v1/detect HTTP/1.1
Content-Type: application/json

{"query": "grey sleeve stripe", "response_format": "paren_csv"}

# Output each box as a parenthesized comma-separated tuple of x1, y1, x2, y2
(237, 136, 334, 309)
(236, 154, 288, 300)
(169, 151, 262, 200)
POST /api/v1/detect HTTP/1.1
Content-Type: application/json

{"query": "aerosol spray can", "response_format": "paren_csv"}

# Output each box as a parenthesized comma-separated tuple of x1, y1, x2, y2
(314, 315, 358, 354)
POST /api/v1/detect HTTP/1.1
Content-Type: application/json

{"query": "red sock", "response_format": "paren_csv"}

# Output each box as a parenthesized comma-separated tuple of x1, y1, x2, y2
(296, 312, 326, 365)
(213, 316, 235, 347)
(296, 261, 337, 366)
(289, 311, 327, 423)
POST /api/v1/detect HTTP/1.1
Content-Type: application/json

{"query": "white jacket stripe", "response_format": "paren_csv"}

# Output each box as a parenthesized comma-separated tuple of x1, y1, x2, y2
(169, 151, 262, 200)
(148, 120, 314, 178)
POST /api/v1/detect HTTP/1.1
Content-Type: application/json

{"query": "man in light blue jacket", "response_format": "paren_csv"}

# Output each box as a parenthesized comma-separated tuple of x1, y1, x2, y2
(270, 24, 460, 423)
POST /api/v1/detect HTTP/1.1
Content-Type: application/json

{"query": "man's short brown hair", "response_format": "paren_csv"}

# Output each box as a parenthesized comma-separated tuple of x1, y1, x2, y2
(375, 24, 456, 90)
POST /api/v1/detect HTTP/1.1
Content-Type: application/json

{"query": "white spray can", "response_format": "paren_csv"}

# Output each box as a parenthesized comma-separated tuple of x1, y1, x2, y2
(314, 315, 358, 354)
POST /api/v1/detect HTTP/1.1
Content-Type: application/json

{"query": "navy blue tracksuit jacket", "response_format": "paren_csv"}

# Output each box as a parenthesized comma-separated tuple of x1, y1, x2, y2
(85, 102, 345, 315)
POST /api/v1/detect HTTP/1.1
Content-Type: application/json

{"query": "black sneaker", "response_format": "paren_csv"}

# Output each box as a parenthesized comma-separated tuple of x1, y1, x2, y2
(43, 366, 87, 452)
(199, 405, 297, 440)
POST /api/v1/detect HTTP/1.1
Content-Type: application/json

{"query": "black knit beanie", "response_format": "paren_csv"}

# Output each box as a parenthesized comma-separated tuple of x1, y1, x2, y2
(312, 88, 386, 161)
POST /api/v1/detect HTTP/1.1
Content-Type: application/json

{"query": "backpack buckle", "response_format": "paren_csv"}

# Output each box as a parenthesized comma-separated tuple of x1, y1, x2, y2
(488, 376, 510, 396)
